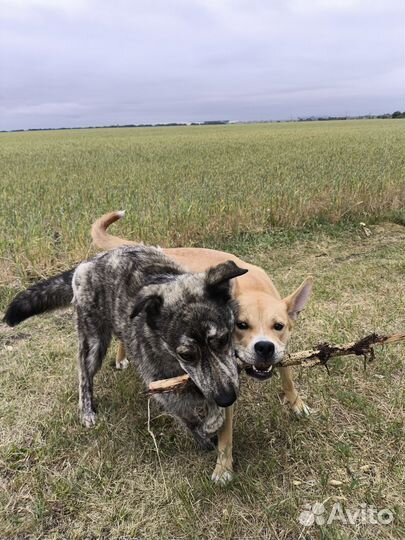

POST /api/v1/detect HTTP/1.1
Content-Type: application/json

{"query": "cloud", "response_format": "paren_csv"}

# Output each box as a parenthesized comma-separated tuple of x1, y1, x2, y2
(0, 0, 403, 129)
(1, 0, 90, 18)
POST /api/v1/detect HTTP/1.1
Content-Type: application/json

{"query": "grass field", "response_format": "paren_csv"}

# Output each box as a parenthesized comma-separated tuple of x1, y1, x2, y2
(0, 120, 404, 283)
(0, 120, 404, 539)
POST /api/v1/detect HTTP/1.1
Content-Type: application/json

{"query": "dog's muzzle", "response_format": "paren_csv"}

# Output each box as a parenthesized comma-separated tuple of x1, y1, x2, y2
(237, 341, 283, 381)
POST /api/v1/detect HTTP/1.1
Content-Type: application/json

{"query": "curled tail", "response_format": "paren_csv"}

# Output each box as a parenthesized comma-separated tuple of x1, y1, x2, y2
(4, 268, 75, 327)
(91, 210, 139, 250)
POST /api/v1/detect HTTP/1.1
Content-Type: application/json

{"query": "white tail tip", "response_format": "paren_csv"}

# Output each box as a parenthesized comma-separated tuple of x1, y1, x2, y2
(116, 210, 125, 219)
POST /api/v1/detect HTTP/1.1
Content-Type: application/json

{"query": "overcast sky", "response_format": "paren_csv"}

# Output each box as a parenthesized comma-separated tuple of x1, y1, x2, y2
(0, 0, 404, 130)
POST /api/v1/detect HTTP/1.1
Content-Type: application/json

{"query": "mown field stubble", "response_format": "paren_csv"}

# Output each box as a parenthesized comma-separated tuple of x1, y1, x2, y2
(0, 120, 404, 539)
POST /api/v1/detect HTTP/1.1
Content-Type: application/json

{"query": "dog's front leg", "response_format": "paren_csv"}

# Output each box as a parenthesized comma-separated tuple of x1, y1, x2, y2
(279, 366, 311, 416)
(77, 324, 111, 427)
(211, 404, 234, 485)
(115, 341, 129, 370)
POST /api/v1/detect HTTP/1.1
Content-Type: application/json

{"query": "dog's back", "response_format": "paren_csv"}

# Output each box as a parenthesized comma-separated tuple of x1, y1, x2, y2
(72, 245, 184, 331)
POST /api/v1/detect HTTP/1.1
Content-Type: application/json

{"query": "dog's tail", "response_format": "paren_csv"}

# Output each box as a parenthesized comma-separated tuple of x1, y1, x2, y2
(91, 210, 139, 250)
(3, 268, 76, 327)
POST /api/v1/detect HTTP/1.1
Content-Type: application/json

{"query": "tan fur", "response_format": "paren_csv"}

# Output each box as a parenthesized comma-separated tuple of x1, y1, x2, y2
(115, 341, 129, 370)
(212, 404, 234, 484)
(91, 211, 313, 483)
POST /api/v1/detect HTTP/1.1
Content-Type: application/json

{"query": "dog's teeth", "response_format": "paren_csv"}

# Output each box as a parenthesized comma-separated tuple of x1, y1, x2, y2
(252, 365, 274, 374)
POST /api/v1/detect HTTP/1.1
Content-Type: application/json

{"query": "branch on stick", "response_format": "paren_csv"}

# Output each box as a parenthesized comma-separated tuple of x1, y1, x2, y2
(148, 333, 405, 395)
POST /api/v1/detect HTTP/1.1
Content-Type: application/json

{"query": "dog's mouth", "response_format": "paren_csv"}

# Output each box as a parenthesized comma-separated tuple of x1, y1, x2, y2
(235, 350, 278, 380)
(245, 364, 275, 380)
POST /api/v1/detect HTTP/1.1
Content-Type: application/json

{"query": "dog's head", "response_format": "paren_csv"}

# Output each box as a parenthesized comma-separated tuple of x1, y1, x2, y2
(131, 261, 248, 407)
(234, 277, 313, 380)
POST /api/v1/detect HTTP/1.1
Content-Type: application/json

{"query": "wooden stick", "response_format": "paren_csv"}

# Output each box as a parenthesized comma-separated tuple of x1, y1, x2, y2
(277, 332, 405, 368)
(148, 374, 191, 394)
(147, 333, 405, 394)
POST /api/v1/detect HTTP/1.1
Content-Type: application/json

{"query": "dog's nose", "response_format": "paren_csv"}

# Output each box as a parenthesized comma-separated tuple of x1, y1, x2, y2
(215, 388, 237, 408)
(254, 340, 275, 359)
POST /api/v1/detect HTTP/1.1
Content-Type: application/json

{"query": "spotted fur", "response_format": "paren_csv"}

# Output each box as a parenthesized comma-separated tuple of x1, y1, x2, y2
(5, 245, 247, 449)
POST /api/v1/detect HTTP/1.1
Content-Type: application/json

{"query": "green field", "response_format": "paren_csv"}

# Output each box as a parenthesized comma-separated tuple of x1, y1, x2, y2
(0, 120, 404, 539)
(0, 120, 404, 282)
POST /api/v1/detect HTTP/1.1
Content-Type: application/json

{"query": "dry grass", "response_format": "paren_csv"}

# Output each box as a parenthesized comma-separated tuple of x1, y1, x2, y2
(1, 222, 404, 539)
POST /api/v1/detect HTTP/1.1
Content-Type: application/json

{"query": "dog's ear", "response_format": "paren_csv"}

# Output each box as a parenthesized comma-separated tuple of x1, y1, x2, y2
(205, 261, 248, 301)
(284, 276, 313, 321)
(130, 294, 163, 320)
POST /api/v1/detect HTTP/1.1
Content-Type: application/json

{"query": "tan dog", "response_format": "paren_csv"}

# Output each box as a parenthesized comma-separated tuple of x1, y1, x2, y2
(92, 211, 313, 484)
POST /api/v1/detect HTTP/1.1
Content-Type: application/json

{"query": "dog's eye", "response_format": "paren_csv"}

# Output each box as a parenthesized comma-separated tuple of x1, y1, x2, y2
(274, 322, 284, 331)
(236, 321, 249, 330)
(178, 350, 195, 362)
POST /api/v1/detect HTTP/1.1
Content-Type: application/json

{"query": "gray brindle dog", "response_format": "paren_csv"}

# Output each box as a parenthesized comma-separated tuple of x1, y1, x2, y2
(4, 246, 247, 450)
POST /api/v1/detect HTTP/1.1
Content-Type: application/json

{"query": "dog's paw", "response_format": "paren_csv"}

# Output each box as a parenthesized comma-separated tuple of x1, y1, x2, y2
(115, 357, 129, 370)
(211, 463, 234, 485)
(280, 392, 311, 417)
(291, 396, 312, 417)
(81, 410, 97, 428)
